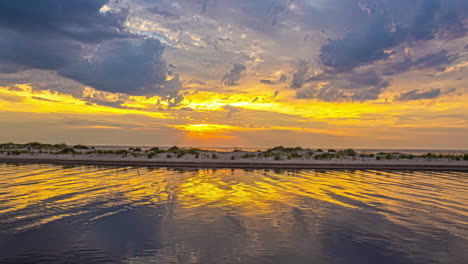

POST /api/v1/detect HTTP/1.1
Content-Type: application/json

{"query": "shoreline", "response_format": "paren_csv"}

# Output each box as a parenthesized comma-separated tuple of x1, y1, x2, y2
(2, 157, 468, 171)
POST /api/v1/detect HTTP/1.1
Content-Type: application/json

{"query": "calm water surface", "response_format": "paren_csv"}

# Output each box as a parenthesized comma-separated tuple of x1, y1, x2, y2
(0, 164, 467, 263)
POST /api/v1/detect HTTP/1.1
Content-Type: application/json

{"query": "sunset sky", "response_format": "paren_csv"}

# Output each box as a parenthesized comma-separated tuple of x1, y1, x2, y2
(0, 0, 466, 149)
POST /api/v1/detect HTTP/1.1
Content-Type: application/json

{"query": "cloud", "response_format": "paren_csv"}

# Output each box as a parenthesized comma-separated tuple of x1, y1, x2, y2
(61, 38, 167, 95)
(260, 74, 287, 85)
(197, 0, 290, 32)
(0, 30, 83, 72)
(221, 64, 246, 86)
(296, 83, 345, 102)
(0, 0, 178, 96)
(298, 70, 390, 102)
(290, 59, 309, 89)
(396, 88, 441, 101)
(346, 70, 388, 88)
(0, 0, 128, 43)
(224, 105, 242, 118)
(319, 0, 466, 73)
(319, 18, 403, 72)
(357, 0, 376, 15)
(382, 50, 457, 75)
(412, 50, 457, 70)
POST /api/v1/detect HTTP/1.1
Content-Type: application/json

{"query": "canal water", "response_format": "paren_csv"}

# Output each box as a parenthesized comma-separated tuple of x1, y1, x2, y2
(0, 164, 467, 263)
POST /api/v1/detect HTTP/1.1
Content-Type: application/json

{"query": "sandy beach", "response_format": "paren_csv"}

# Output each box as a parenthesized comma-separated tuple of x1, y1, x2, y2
(1, 152, 468, 171)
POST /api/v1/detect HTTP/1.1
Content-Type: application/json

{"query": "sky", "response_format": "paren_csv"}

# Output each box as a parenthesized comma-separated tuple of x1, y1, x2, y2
(0, 0, 466, 149)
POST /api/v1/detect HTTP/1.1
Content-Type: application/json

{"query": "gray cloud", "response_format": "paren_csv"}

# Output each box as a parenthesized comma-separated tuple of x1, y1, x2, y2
(260, 74, 287, 85)
(1, 0, 465, 104)
(196, 0, 290, 33)
(0, 0, 180, 96)
(224, 105, 242, 118)
(319, 0, 466, 73)
(61, 38, 167, 95)
(295, 83, 346, 102)
(0, 30, 83, 72)
(295, 81, 387, 102)
(0, 0, 129, 43)
(299, 69, 390, 102)
(290, 59, 309, 89)
(221, 64, 246, 86)
(397, 88, 441, 101)
(319, 18, 403, 73)
(412, 50, 457, 70)
(346, 70, 385, 87)
(382, 50, 457, 75)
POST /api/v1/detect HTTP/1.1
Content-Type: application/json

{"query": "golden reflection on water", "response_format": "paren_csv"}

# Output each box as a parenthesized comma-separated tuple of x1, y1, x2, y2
(0, 165, 467, 232)
(0, 164, 468, 263)
(177, 169, 396, 212)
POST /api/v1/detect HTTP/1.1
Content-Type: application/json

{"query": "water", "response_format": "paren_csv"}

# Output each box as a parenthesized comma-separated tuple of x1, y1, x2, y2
(0, 164, 467, 264)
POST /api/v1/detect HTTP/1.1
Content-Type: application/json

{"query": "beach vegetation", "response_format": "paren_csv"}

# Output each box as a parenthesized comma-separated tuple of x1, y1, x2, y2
(241, 153, 256, 159)
(167, 146, 179, 152)
(2, 142, 468, 164)
(314, 153, 338, 160)
(0, 143, 16, 149)
(115, 149, 128, 155)
(289, 152, 302, 159)
(24, 142, 47, 149)
(422, 152, 438, 159)
(73, 144, 89, 149)
(267, 146, 302, 152)
(186, 148, 201, 155)
(339, 149, 357, 156)
(55, 148, 79, 155)
(53, 143, 68, 149)
(7, 150, 27, 156)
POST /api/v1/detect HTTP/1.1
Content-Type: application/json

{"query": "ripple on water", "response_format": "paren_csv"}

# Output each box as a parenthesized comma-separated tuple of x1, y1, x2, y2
(0, 164, 467, 264)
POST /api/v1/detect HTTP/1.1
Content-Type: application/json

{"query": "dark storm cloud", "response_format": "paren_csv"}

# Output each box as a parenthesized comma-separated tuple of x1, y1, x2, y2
(412, 50, 457, 70)
(397, 88, 441, 101)
(221, 64, 246, 86)
(0, 0, 175, 96)
(61, 38, 167, 95)
(382, 50, 457, 75)
(0, 30, 82, 72)
(319, 0, 466, 73)
(319, 18, 403, 73)
(346, 70, 387, 88)
(0, 0, 128, 43)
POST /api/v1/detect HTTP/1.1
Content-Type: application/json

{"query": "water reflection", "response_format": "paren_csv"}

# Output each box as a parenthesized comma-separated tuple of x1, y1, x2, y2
(0, 164, 467, 263)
